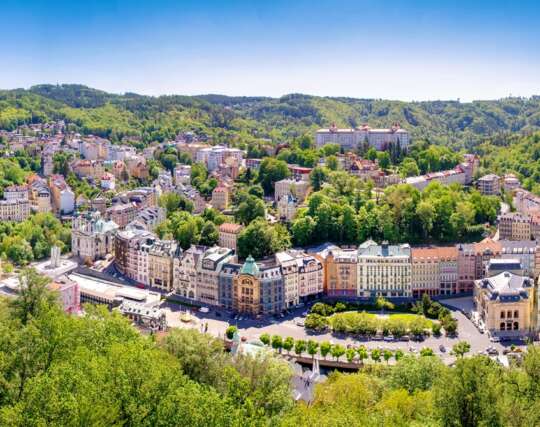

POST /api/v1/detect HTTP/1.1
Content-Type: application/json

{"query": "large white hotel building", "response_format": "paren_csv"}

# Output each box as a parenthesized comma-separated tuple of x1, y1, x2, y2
(315, 123, 410, 151)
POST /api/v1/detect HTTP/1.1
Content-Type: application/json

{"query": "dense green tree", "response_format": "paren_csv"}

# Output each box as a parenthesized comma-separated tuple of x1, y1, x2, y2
(259, 333, 271, 345)
(309, 166, 328, 191)
(234, 194, 266, 225)
(159, 192, 194, 215)
(331, 344, 346, 361)
(291, 215, 316, 246)
(325, 155, 339, 171)
(164, 328, 229, 388)
(377, 151, 391, 170)
(294, 339, 306, 356)
(319, 341, 332, 360)
(435, 357, 503, 427)
(271, 335, 283, 353)
(283, 336, 294, 354)
(237, 219, 290, 260)
(258, 157, 290, 195)
(452, 341, 471, 358)
(199, 221, 219, 246)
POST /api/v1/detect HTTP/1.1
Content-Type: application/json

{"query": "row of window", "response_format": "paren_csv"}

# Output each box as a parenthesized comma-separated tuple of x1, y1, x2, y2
(501, 310, 520, 319)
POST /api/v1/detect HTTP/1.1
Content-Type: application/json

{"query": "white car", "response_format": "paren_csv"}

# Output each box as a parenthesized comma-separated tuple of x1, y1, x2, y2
(199, 307, 209, 313)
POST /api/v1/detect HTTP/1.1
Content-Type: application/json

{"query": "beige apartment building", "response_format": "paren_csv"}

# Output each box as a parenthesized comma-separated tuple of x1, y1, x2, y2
(477, 174, 500, 195)
(146, 239, 179, 292)
(71, 159, 105, 181)
(274, 179, 310, 203)
(114, 227, 153, 285)
(211, 185, 229, 211)
(498, 212, 533, 241)
(107, 202, 138, 229)
(325, 248, 358, 298)
(411, 246, 458, 297)
(474, 271, 534, 338)
(29, 179, 51, 213)
(218, 223, 243, 251)
(0, 198, 30, 221)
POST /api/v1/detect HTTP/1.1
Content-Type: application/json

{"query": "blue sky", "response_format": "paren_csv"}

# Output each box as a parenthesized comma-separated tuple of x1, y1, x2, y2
(2, 0, 540, 100)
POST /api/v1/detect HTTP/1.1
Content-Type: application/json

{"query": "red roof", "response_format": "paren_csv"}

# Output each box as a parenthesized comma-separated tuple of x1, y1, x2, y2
(219, 222, 243, 234)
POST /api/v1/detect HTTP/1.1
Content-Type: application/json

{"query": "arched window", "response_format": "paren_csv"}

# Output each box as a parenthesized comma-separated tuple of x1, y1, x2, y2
(500, 322, 506, 331)
(500, 311, 505, 319)
(507, 310, 513, 319)
(514, 310, 519, 319)
(514, 322, 519, 330)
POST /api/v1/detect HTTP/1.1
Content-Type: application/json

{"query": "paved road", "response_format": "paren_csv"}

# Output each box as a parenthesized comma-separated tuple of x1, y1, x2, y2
(162, 297, 524, 362)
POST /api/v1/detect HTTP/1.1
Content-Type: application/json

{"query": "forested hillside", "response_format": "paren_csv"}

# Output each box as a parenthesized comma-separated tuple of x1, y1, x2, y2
(1, 84, 540, 150)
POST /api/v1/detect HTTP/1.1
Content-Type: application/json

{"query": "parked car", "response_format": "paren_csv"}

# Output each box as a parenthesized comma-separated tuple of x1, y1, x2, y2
(486, 347, 499, 356)
(490, 336, 501, 343)
(383, 335, 394, 342)
(439, 345, 446, 353)
(199, 307, 209, 313)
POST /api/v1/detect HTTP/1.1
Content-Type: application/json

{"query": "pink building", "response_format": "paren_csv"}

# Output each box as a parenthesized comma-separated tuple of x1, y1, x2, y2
(49, 277, 80, 314)
(457, 238, 502, 293)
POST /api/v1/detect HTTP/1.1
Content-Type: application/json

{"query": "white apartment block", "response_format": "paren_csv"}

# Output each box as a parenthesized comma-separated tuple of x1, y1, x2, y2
(196, 146, 244, 171)
(276, 251, 300, 308)
(174, 164, 192, 185)
(195, 247, 234, 306)
(173, 245, 205, 300)
(406, 168, 466, 191)
(4, 185, 29, 200)
(357, 240, 412, 298)
(316, 123, 410, 151)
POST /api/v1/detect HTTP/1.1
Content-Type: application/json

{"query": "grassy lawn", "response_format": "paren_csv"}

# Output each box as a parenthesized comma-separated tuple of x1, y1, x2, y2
(333, 311, 432, 324)
(329, 311, 434, 333)
(382, 313, 434, 326)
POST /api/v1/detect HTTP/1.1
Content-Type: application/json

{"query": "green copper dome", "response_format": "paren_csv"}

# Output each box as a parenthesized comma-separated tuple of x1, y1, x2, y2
(240, 255, 259, 276)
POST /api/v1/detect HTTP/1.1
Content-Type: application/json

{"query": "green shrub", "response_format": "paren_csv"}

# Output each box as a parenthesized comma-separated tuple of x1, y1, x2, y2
(225, 325, 237, 340)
